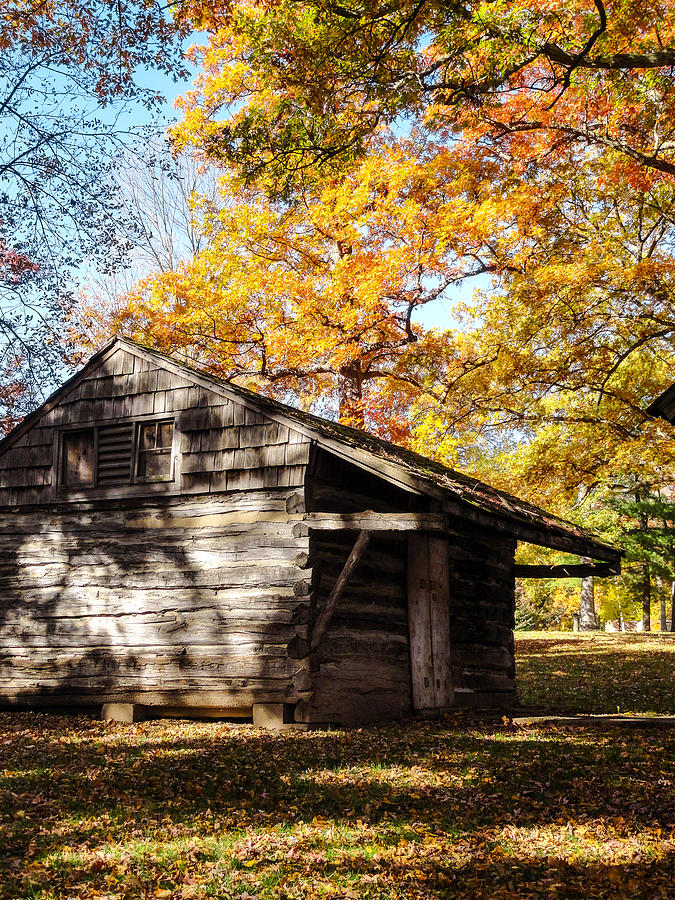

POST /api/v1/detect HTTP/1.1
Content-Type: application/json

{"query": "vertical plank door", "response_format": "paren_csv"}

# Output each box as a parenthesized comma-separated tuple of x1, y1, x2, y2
(407, 534, 453, 710)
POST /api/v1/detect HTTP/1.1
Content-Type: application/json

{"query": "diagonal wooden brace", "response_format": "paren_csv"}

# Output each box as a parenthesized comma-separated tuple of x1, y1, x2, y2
(310, 529, 371, 651)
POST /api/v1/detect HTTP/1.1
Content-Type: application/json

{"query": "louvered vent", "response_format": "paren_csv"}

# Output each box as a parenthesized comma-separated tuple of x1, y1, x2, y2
(96, 424, 133, 485)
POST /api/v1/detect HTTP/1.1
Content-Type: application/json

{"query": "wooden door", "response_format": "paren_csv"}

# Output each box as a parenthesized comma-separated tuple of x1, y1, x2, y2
(407, 534, 453, 710)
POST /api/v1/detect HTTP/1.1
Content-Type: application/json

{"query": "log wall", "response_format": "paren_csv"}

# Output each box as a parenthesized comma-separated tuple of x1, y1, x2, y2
(297, 529, 412, 724)
(444, 515, 517, 707)
(297, 448, 517, 722)
(296, 449, 417, 724)
(0, 491, 312, 710)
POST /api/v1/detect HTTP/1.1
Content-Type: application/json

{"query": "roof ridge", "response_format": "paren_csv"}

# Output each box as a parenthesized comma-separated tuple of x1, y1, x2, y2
(0, 335, 620, 561)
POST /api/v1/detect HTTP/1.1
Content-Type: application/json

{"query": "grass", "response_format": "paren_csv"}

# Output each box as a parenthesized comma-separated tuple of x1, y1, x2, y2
(515, 631, 675, 715)
(0, 632, 672, 899)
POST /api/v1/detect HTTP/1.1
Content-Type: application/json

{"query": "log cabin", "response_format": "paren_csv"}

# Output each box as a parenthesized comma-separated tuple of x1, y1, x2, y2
(0, 337, 621, 727)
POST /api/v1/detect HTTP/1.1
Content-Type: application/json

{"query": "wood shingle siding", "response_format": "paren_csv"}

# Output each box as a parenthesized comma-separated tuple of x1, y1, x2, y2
(0, 345, 311, 507)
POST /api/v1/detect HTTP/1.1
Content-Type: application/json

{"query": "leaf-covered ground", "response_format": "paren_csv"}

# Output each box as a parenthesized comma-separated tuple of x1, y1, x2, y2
(515, 631, 675, 715)
(0, 632, 672, 899)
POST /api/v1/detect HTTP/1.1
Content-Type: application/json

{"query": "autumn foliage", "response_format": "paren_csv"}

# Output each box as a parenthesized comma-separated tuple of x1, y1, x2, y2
(75, 2, 675, 604)
(173, 0, 675, 191)
(89, 140, 505, 432)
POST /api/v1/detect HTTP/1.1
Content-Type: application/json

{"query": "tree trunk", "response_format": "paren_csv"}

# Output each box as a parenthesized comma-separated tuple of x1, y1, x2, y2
(670, 580, 675, 633)
(338, 360, 364, 428)
(579, 557, 597, 630)
(642, 565, 651, 632)
(660, 594, 667, 632)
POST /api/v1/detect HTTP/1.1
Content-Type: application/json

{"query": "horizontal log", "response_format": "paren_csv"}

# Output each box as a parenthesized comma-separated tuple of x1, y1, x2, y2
(305, 664, 413, 694)
(0, 563, 309, 591)
(313, 539, 406, 567)
(1, 545, 304, 572)
(0, 688, 289, 708)
(455, 670, 516, 692)
(513, 562, 620, 579)
(0, 616, 303, 648)
(450, 620, 515, 646)
(296, 511, 447, 535)
(452, 689, 517, 709)
(0, 587, 303, 617)
(0, 486, 298, 517)
(0, 646, 300, 684)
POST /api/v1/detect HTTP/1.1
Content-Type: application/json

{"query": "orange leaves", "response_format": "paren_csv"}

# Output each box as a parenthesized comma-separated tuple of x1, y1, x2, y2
(99, 138, 498, 432)
(172, 1, 675, 193)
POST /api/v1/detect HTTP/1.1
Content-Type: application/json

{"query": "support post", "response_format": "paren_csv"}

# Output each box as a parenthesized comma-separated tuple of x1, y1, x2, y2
(101, 703, 145, 724)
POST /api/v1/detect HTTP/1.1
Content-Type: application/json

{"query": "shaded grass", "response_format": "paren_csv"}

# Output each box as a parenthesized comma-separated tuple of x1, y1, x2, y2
(0, 633, 672, 898)
(514, 631, 675, 714)
(0, 712, 673, 899)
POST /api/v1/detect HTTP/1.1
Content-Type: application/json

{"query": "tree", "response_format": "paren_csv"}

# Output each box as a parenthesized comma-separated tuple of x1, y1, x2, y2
(579, 565, 598, 631)
(0, 1, 186, 429)
(86, 138, 500, 430)
(165, 3, 675, 484)
(397, 140, 675, 509)
(77, 134, 221, 321)
(610, 489, 675, 631)
(174, 0, 675, 193)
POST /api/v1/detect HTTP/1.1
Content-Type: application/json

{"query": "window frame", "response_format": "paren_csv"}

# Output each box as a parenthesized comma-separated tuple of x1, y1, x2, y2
(134, 419, 175, 484)
(57, 416, 176, 493)
(61, 427, 96, 488)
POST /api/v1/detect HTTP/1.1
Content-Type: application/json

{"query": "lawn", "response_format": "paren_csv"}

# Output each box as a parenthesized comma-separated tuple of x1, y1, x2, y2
(0, 633, 672, 899)
(515, 631, 675, 715)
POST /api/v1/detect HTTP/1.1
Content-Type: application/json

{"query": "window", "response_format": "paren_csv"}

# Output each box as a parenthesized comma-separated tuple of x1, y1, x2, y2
(62, 430, 95, 486)
(136, 420, 174, 481)
(59, 419, 175, 489)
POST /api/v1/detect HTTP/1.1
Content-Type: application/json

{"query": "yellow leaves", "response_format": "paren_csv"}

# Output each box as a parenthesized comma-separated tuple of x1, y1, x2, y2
(89, 139, 494, 430)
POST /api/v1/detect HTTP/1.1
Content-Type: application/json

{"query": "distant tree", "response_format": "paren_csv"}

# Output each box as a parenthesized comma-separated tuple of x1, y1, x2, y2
(0, 1, 186, 430)
(611, 489, 675, 631)
(76, 134, 221, 320)
(579, 563, 599, 631)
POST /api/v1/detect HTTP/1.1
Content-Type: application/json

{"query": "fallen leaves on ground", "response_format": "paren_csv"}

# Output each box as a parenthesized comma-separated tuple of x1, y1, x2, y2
(0, 632, 672, 898)
(515, 631, 675, 715)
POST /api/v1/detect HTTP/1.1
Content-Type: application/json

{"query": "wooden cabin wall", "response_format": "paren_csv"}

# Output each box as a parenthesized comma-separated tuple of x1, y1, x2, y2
(444, 516, 517, 708)
(0, 342, 518, 719)
(296, 530, 411, 725)
(0, 344, 319, 712)
(0, 491, 314, 711)
(297, 449, 416, 724)
(0, 346, 310, 507)
(301, 448, 517, 721)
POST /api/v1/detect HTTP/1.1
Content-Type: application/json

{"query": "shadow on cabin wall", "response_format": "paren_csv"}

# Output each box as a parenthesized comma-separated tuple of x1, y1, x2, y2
(0, 497, 298, 716)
